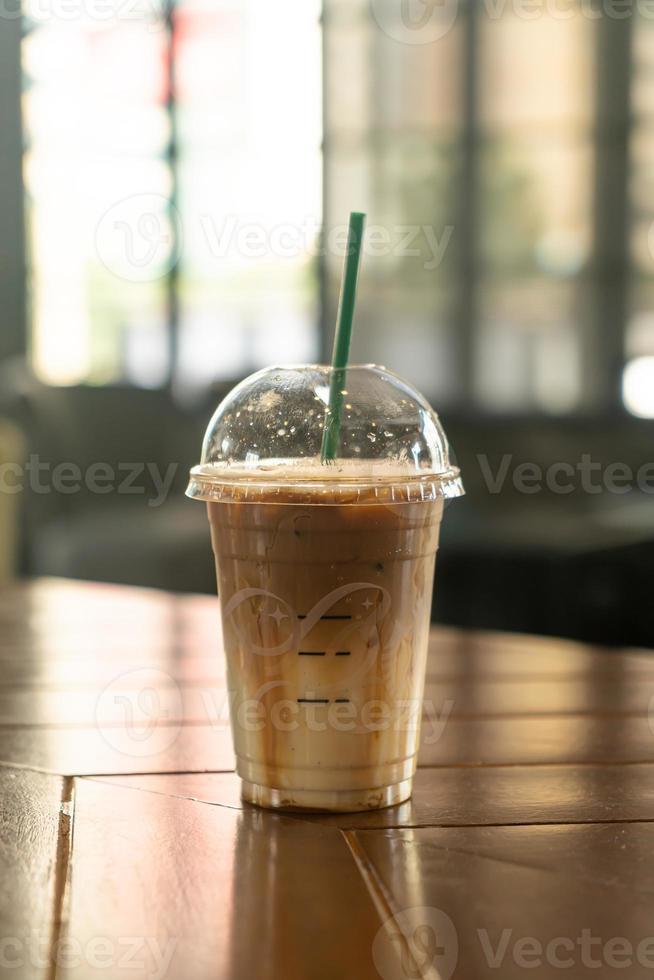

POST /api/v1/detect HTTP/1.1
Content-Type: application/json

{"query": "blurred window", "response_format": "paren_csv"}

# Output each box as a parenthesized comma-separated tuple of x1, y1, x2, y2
(12, 1, 654, 415)
(627, 16, 654, 417)
(323, 1, 651, 416)
(22, 0, 322, 387)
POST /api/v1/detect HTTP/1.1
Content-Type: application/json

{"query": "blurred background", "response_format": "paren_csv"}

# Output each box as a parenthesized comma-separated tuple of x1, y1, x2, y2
(1, 0, 654, 645)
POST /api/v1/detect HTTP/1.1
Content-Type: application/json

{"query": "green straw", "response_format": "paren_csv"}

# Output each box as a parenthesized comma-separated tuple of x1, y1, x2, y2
(321, 211, 366, 461)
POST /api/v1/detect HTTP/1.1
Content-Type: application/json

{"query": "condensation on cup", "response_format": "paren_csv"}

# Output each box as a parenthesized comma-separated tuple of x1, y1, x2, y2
(186, 364, 464, 812)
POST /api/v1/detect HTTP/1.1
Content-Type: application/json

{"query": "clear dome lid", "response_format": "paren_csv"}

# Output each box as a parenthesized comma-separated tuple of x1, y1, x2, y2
(186, 364, 464, 504)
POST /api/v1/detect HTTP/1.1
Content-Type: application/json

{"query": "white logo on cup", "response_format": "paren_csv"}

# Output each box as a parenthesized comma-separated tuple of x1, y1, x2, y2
(223, 582, 391, 660)
(370, 0, 460, 46)
(95, 668, 183, 758)
(95, 193, 181, 283)
(373, 906, 458, 980)
(224, 582, 416, 716)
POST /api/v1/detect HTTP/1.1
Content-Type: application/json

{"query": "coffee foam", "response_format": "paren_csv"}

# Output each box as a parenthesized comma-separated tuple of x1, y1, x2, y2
(187, 457, 463, 505)
(198, 457, 430, 481)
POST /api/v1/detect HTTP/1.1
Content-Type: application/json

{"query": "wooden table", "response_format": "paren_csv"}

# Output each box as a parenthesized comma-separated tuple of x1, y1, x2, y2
(2, 579, 654, 979)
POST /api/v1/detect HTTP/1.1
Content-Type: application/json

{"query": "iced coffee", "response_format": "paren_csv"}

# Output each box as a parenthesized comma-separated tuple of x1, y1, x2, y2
(187, 365, 463, 811)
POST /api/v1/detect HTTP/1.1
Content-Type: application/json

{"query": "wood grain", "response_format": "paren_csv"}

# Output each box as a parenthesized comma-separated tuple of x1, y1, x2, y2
(4, 674, 654, 728)
(2, 579, 654, 980)
(350, 822, 654, 979)
(3, 713, 654, 774)
(417, 714, 654, 767)
(426, 631, 654, 680)
(93, 761, 654, 829)
(0, 725, 235, 776)
(0, 765, 66, 980)
(423, 675, 654, 717)
(0, 659, 223, 691)
(60, 778, 383, 980)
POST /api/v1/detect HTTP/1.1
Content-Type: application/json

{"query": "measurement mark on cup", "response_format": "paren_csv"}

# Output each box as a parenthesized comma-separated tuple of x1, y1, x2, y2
(297, 698, 351, 705)
(298, 614, 351, 621)
(298, 650, 350, 657)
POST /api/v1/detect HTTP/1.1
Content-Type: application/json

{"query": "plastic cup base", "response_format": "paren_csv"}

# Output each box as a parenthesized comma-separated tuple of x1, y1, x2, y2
(240, 777, 413, 814)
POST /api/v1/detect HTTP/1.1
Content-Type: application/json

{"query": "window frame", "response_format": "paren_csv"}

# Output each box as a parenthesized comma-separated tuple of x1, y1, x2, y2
(0, 12, 27, 364)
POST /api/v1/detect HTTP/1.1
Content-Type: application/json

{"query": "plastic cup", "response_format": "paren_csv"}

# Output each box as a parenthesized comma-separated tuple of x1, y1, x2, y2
(187, 365, 464, 812)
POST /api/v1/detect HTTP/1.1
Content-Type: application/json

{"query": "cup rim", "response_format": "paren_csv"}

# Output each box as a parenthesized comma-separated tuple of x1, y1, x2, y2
(186, 464, 464, 504)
